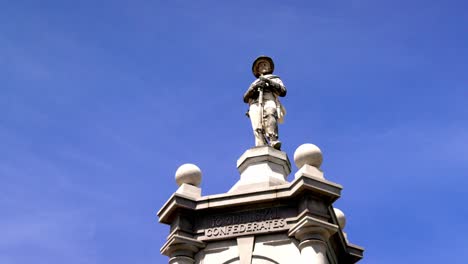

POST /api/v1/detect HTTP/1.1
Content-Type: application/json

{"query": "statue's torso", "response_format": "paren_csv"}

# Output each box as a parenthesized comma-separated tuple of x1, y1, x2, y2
(247, 74, 285, 104)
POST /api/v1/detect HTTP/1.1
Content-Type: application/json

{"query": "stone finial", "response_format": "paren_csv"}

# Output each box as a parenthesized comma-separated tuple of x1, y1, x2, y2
(333, 207, 348, 243)
(333, 208, 346, 229)
(175, 164, 202, 187)
(293, 143, 323, 169)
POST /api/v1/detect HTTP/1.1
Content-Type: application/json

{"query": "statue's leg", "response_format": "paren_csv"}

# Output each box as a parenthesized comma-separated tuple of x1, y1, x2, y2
(249, 104, 266, 146)
(264, 101, 281, 150)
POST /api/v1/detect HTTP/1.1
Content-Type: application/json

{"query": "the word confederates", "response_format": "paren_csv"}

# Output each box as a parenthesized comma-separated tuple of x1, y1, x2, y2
(206, 218, 286, 238)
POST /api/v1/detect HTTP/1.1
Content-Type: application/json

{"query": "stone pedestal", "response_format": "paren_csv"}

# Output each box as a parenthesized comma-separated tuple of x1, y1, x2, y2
(229, 146, 291, 193)
(158, 144, 364, 263)
(158, 173, 363, 263)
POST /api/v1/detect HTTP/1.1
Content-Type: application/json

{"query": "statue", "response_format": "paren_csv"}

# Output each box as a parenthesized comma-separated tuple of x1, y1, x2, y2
(243, 56, 287, 150)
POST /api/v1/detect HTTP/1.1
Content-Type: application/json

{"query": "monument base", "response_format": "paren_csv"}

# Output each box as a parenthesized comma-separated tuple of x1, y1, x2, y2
(158, 144, 364, 263)
(229, 146, 291, 193)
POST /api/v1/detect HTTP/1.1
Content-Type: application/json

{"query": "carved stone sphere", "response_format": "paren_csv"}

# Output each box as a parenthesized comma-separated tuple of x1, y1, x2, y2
(293, 143, 323, 169)
(333, 208, 346, 229)
(175, 163, 202, 187)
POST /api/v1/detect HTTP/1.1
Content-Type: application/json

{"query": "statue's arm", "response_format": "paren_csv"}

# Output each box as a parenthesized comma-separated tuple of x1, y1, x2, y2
(243, 82, 257, 103)
(261, 76, 287, 97)
(274, 78, 287, 97)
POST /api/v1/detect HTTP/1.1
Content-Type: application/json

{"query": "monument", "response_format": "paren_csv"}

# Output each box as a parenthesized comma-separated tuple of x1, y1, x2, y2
(157, 56, 364, 263)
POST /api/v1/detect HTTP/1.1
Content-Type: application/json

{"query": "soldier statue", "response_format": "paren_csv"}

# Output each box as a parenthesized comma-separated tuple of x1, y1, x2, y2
(243, 56, 287, 150)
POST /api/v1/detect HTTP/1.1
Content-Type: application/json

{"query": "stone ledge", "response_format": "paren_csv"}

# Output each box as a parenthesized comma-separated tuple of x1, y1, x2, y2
(158, 174, 342, 225)
(161, 234, 205, 257)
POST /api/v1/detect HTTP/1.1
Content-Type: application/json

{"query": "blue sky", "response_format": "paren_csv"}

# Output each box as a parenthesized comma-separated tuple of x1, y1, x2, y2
(1, 0, 467, 263)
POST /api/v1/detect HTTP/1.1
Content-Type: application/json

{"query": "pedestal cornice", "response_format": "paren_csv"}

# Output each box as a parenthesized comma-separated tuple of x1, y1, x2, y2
(161, 234, 206, 257)
(158, 174, 342, 225)
(288, 214, 339, 242)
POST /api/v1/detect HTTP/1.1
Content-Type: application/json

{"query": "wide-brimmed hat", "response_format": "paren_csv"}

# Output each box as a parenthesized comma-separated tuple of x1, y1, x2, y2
(252, 56, 274, 77)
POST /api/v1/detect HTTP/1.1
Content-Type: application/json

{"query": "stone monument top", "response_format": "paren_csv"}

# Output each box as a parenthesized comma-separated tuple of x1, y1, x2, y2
(156, 56, 364, 264)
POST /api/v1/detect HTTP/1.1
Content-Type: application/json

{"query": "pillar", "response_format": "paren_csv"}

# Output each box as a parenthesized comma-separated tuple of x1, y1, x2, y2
(299, 238, 328, 264)
(169, 256, 194, 264)
(288, 216, 338, 264)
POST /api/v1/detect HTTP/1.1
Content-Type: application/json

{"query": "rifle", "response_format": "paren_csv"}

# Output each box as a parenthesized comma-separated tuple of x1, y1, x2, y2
(256, 78, 269, 145)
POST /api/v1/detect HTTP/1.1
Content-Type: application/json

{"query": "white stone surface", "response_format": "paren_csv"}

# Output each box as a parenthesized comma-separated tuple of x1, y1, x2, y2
(195, 239, 238, 264)
(175, 163, 202, 187)
(195, 233, 302, 264)
(299, 240, 328, 264)
(294, 143, 323, 169)
(230, 146, 291, 193)
(237, 236, 254, 264)
(253, 233, 301, 263)
(294, 164, 324, 180)
(176, 183, 201, 198)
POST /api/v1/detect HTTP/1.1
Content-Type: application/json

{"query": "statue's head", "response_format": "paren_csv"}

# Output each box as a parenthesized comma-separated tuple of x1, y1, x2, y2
(252, 56, 274, 77)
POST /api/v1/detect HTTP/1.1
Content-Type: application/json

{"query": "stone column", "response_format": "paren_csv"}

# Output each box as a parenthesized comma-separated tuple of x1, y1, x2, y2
(169, 256, 194, 264)
(295, 226, 330, 264)
(299, 239, 328, 264)
(289, 217, 338, 264)
(161, 234, 205, 264)
(166, 242, 199, 264)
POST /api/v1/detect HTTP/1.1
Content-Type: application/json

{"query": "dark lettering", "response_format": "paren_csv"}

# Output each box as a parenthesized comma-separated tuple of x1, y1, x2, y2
(278, 219, 286, 228)
(239, 224, 246, 233)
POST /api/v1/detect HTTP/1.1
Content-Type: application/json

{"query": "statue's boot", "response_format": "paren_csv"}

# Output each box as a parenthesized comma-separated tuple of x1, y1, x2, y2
(270, 140, 282, 150)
